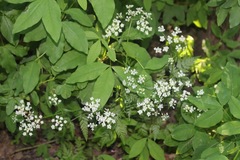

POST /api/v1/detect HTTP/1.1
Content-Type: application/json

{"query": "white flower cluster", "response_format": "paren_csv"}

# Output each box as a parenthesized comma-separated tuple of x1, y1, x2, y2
(182, 104, 202, 118)
(122, 66, 147, 96)
(104, 5, 152, 38)
(154, 25, 187, 54)
(13, 100, 44, 136)
(103, 13, 125, 38)
(196, 89, 204, 98)
(51, 115, 67, 131)
(126, 5, 153, 35)
(82, 97, 116, 131)
(49, 94, 62, 106)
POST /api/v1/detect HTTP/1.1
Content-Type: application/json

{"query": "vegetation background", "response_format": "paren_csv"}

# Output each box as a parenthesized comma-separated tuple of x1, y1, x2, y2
(1, 0, 240, 159)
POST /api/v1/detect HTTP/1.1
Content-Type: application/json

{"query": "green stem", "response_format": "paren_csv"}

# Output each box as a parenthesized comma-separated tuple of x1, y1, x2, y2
(35, 52, 46, 61)
(11, 140, 56, 155)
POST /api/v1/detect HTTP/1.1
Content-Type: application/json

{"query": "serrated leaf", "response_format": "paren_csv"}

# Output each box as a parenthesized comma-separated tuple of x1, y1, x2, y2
(13, 0, 44, 34)
(42, 0, 62, 43)
(66, 62, 108, 84)
(53, 50, 86, 73)
(129, 138, 147, 158)
(147, 139, 165, 160)
(20, 61, 41, 94)
(78, 0, 87, 10)
(145, 55, 170, 70)
(217, 121, 240, 135)
(90, 0, 115, 28)
(228, 96, 240, 119)
(87, 40, 101, 64)
(92, 68, 114, 107)
(172, 124, 195, 141)
(62, 21, 88, 54)
(78, 115, 88, 141)
(65, 8, 92, 27)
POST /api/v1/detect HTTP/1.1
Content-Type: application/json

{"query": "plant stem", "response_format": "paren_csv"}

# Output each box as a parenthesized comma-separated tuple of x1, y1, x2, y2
(11, 139, 56, 155)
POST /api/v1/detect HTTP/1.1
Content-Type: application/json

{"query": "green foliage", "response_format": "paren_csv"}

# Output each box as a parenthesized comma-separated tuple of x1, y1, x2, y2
(1, 0, 240, 159)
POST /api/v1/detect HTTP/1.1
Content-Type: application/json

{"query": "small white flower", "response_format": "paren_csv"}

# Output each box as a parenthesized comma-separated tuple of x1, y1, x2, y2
(158, 25, 165, 32)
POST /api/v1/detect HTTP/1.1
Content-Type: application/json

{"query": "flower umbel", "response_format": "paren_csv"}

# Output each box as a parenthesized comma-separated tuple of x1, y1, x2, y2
(13, 100, 44, 136)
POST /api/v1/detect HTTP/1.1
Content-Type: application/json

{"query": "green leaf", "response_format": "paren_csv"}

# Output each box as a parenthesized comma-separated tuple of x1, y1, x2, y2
(53, 50, 86, 73)
(6, 99, 15, 115)
(122, 42, 151, 67)
(217, 121, 240, 135)
(42, 0, 62, 43)
(0, 48, 17, 73)
(90, 0, 115, 28)
(24, 22, 47, 42)
(222, 62, 240, 97)
(92, 68, 114, 107)
(176, 140, 192, 154)
(195, 108, 223, 128)
(139, 146, 149, 160)
(145, 55, 170, 70)
(107, 48, 116, 62)
(98, 154, 115, 160)
(65, 8, 93, 27)
(207, 0, 224, 7)
(228, 96, 240, 119)
(221, 0, 237, 8)
(62, 21, 88, 54)
(216, 7, 229, 26)
(30, 91, 39, 106)
(4, 44, 28, 57)
(216, 82, 231, 105)
(55, 84, 74, 99)
(1, 15, 15, 44)
(78, 0, 87, 10)
(147, 139, 165, 160)
(143, 0, 152, 11)
(79, 115, 88, 141)
(85, 31, 100, 40)
(198, 8, 208, 29)
(66, 62, 108, 84)
(172, 124, 195, 141)
(229, 6, 240, 28)
(40, 34, 64, 64)
(5, 116, 16, 133)
(4, 0, 34, 4)
(87, 40, 102, 64)
(211, 23, 222, 38)
(13, 0, 44, 34)
(129, 138, 147, 158)
(206, 155, 228, 160)
(20, 61, 41, 94)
